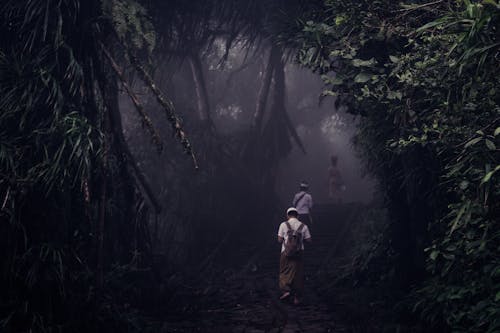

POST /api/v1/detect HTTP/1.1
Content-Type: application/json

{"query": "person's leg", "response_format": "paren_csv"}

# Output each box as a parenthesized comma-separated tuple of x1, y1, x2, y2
(279, 253, 292, 299)
(291, 253, 304, 304)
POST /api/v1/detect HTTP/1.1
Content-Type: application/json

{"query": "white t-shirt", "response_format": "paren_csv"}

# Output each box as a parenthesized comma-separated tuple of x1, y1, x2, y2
(277, 218, 312, 253)
(293, 191, 313, 214)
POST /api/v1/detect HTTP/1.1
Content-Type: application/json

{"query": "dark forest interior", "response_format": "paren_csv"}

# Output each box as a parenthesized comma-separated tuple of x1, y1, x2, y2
(0, 0, 499, 332)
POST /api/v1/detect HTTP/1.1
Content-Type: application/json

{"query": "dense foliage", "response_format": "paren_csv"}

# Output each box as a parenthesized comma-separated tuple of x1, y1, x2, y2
(0, 0, 310, 330)
(0, 0, 194, 331)
(298, 0, 499, 331)
(1, 0, 498, 331)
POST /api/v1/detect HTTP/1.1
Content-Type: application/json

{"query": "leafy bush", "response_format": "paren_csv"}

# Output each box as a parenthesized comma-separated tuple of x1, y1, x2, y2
(297, 0, 500, 331)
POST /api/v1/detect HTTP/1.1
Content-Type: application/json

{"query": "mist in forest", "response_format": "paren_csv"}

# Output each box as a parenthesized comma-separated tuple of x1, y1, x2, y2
(276, 66, 374, 204)
(2, 1, 496, 332)
(120, 44, 375, 209)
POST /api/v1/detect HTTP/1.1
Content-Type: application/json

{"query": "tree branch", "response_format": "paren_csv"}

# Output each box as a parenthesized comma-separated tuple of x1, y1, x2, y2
(127, 50, 199, 169)
(101, 44, 163, 153)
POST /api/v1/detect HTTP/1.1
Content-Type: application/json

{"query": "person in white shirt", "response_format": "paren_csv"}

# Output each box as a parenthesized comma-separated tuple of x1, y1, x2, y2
(277, 207, 312, 305)
(292, 181, 313, 226)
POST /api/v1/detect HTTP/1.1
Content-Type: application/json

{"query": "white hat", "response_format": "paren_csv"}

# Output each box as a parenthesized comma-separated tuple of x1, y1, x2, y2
(286, 207, 298, 215)
(300, 181, 309, 188)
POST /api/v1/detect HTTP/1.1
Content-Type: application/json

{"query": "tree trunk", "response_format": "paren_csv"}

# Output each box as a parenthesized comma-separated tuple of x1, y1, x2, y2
(258, 47, 289, 188)
(189, 52, 213, 125)
(97, 167, 106, 288)
(97, 99, 110, 289)
(99, 45, 163, 214)
(253, 46, 278, 131)
(271, 49, 306, 155)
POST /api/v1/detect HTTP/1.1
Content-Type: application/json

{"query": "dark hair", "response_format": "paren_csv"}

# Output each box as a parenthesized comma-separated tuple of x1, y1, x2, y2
(287, 211, 298, 218)
(330, 155, 338, 165)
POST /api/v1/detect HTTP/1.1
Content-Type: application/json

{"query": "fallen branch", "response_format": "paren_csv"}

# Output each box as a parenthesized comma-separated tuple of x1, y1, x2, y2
(127, 50, 199, 169)
(101, 44, 163, 153)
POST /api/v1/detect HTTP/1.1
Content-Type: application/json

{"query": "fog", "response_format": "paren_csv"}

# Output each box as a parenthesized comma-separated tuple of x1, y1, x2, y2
(152, 43, 376, 206)
(276, 66, 375, 204)
(4, 1, 494, 332)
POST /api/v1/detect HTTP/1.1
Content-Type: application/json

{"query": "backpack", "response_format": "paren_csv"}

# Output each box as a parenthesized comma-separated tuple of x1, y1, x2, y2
(284, 221, 305, 257)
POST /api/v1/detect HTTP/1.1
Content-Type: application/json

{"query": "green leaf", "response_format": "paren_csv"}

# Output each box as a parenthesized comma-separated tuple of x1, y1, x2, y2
(496, 291, 500, 302)
(430, 250, 439, 260)
(464, 137, 482, 148)
(459, 180, 469, 190)
(485, 139, 496, 150)
(335, 15, 347, 26)
(494, 127, 500, 136)
(321, 90, 338, 97)
(322, 74, 343, 85)
(389, 55, 399, 63)
(482, 0, 497, 6)
(446, 245, 457, 252)
(450, 201, 469, 235)
(387, 90, 403, 100)
(481, 165, 500, 184)
(354, 72, 371, 83)
(352, 58, 377, 67)
(416, 17, 447, 32)
(443, 253, 455, 260)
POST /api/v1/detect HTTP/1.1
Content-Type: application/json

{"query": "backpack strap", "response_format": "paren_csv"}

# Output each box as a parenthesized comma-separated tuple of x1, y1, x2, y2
(293, 192, 307, 207)
(297, 223, 305, 232)
(284, 221, 297, 237)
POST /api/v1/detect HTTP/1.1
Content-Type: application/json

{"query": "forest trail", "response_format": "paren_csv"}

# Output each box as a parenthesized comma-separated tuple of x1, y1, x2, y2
(161, 204, 359, 333)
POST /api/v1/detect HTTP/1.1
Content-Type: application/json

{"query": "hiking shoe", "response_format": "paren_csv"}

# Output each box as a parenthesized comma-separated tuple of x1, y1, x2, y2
(279, 292, 291, 300)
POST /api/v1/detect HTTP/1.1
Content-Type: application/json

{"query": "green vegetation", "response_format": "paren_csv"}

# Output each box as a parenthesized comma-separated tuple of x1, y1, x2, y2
(298, 0, 499, 331)
(0, 0, 498, 331)
(0, 0, 192, 331)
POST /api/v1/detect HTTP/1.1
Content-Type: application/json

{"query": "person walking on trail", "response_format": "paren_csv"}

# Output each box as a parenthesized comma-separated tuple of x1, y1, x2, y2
(277, 207, 312, 305)
(293, 181, 313, 225)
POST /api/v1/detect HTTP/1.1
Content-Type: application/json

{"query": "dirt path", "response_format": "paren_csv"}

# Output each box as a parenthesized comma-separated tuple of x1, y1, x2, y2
(161, 204, 358, 333)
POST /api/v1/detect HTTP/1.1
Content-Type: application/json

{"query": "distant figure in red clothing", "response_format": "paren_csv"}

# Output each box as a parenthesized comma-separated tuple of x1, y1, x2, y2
(328, 155, 344, 204)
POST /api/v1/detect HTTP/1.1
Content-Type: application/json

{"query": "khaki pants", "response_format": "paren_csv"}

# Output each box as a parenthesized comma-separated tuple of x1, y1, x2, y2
(279, 252, 304, 297)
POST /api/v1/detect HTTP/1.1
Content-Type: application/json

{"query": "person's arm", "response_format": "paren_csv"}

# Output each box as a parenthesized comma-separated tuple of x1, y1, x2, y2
(304, 226, 312, 243)
(277, 223, 285, 243)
